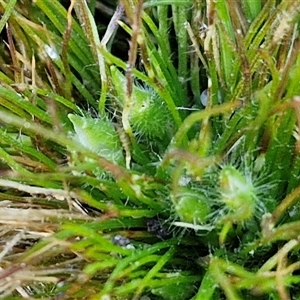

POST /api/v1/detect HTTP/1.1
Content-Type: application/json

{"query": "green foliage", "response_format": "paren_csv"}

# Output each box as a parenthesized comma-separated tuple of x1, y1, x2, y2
(68, 113, 125, 166)
(111, 65, 173, 141)
(174, 187, 211, 224)
(1, 0, 300, 299)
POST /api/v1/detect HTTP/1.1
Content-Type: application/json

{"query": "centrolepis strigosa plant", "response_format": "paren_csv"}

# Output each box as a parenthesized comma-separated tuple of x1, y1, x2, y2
(110, 65, 174, 143)
(68, 113, 125, 167)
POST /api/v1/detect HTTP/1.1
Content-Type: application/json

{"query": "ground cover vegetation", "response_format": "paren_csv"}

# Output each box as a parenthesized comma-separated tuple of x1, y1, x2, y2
(0, 0, 300, 299)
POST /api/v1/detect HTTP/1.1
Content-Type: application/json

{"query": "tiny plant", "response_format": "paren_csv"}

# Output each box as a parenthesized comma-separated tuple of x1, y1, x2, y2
(218, 165, 257, 244)
(1, 0, 300, 299)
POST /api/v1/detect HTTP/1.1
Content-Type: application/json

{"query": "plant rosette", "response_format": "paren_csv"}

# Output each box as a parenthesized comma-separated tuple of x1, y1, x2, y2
(110, 66, 173, 141)
(173, 187, 211, 225)
(68, 114, 125, 176)
(217, 165, 258, 244)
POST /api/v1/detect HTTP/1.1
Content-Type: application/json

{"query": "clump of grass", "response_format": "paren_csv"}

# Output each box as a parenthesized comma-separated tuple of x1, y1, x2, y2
(1, 0, 300, 299)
